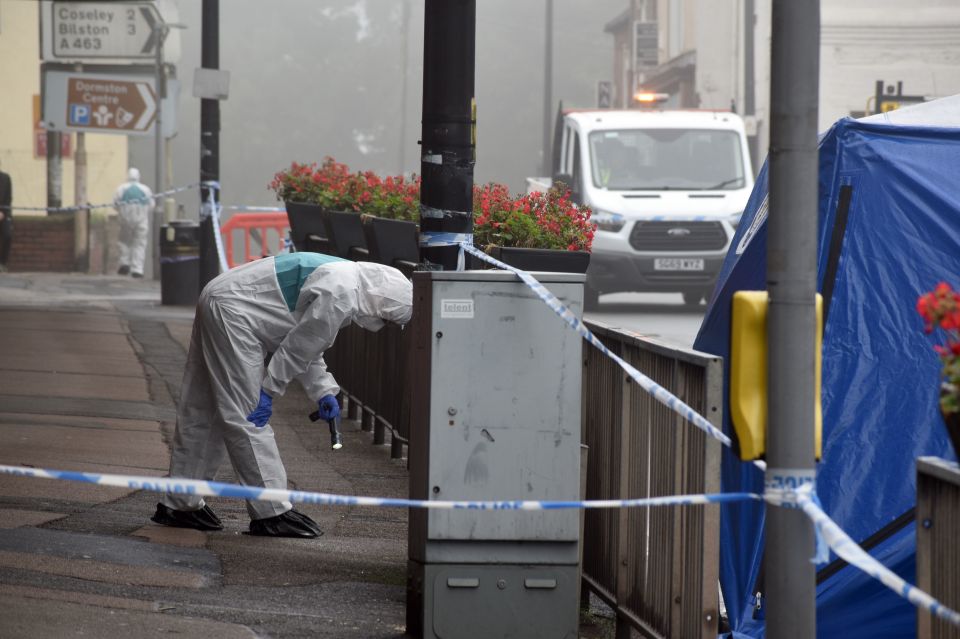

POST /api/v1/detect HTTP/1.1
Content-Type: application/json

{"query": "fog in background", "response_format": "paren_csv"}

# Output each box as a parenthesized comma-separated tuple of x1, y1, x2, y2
(131, 0, 623, 215)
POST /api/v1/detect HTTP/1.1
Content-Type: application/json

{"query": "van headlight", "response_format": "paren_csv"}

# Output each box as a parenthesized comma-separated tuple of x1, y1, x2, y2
(592, 210, 625, 232)
(728, 212, 743, 229)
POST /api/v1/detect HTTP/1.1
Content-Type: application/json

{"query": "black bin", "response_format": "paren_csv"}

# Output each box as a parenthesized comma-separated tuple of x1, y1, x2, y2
(160, 221, 200, 306)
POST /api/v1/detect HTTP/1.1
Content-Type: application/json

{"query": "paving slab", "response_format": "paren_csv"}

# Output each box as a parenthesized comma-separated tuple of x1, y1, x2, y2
(0, 550, 211, 588)
(0, 527, 220, 588)
(0, 412, 160, 433)
(0, 583, 158, 612)
(0, 416, 168, 474)
(0, 396, 175, 422)
(0, 309, 126, 333)
(131, 524, 210, 549)
(0, 594, 258, 639)
(0, 370, 149, 401)
(0, 508, 67, 528)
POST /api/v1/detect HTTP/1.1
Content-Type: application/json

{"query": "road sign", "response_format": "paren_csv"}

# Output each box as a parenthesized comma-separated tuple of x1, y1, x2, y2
(43, 65, 178, 138)
(597, 81, 612, 109)
(66, 76, 156, 132)
(40, 1, 181, 63)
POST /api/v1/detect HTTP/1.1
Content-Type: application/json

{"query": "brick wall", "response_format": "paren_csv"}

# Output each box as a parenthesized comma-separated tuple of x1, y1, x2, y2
(8, 215, 76, 272)
(6, 213, 121, 273)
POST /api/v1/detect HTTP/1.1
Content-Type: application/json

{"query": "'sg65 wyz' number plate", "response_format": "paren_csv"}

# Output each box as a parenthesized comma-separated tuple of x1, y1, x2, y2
(653, 258, 704, 271)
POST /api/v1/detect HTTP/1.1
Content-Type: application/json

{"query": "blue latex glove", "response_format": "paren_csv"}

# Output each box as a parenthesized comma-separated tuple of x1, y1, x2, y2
(246, 389, 273, 428)
(317, 394, 340, 421)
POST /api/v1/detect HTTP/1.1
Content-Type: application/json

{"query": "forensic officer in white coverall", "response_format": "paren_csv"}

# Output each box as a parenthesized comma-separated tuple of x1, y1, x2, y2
(151, 253, 413, 537)
(113, 167, 154, 278)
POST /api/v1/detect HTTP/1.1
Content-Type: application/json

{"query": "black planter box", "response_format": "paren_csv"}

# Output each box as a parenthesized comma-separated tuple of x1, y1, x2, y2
(473, 246, 591, 274)
(321, 210, 368, 260)
(362, 216, 419, 276)
(284, 202, 328, 252)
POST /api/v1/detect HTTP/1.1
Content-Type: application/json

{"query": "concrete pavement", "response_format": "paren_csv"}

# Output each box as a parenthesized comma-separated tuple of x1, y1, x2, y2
(0, 273, 410, 638)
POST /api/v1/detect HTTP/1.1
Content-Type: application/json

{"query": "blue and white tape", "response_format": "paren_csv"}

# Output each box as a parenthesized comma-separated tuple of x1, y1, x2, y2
(763, 475, 829, 564)
(795, 488, 960, 628)
(419, 231, 473, 247)
(2, 182, 205, 213)
(420, 232, 473, 271)
(3, 459, 958, 628)
(0, 464, 752, 511)
(200, 181, 230, 274)
(460, 242, 732, 448)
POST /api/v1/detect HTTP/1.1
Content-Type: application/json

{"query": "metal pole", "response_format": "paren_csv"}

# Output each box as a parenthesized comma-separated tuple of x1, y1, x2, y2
(397, 0, 411, 174)
(744, 0, 758, 172)
(541, 0, 553, 177)
(153, 26, 167, 280)
(765, 1, 819, 637)
(199, 0, 221, 289)
(418, 0, 476, 270)
(874, 79, 884, 115)
(75, 131, 88, 270)
(46, 130, 62, 211)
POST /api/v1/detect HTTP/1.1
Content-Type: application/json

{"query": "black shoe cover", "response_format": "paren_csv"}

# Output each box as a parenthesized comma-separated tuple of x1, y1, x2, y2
(248, 509, 323, 538)
(150, 502, 223, 531)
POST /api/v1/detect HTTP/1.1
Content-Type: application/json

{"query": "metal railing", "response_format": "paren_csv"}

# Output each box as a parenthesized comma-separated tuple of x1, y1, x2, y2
(917, 456, 960, 639)
(324, 322, 412, 459)
(580, 319, 723, 639)
(324, 307, 723, 636)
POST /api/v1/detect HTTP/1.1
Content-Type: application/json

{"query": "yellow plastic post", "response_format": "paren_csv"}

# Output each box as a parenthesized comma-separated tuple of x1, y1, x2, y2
(730, 291, 822, 461)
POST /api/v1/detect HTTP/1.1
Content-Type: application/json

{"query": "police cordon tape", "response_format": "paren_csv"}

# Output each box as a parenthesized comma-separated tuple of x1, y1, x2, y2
(0, 182, 207, 213)
(201, 181, 230, 273)
(794, 486, 960, 628)
(0, 464, 754, 510)
(2, 460, 959, 628)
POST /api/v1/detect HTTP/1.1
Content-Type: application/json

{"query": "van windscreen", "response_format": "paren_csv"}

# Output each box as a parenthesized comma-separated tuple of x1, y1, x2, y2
(589, 129, 745, 191)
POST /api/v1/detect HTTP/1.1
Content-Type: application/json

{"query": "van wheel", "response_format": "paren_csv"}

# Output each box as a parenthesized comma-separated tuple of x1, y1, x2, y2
(584, 284, 600, 312)
(682, 289, 705, 306)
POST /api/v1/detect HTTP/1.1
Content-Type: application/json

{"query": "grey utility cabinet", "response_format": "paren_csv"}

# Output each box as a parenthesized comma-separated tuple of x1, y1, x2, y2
(407, 270, 584, 639)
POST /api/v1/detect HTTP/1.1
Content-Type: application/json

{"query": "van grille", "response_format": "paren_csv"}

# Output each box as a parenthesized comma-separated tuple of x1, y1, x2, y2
(629, 221, 727, 251)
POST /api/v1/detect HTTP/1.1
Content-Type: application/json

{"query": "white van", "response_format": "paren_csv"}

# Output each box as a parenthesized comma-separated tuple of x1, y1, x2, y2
(528, 108, 754, 309)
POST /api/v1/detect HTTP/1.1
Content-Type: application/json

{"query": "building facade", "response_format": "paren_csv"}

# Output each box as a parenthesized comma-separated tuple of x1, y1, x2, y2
(0, 2, 127, 213)
(604, 0, 960, 171)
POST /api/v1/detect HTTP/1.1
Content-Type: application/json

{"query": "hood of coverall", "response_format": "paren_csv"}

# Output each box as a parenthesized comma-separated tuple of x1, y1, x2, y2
(353, 263, 412, 331)
(128, 168, 141, 182)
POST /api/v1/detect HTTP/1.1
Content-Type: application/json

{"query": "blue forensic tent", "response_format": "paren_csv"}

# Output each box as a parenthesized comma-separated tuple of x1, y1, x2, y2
(694, 95, 960, 638)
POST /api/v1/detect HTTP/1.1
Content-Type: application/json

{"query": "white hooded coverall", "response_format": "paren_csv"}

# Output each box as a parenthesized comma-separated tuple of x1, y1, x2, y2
(161, 255, 413, 520)
(113, 168, 154, 275)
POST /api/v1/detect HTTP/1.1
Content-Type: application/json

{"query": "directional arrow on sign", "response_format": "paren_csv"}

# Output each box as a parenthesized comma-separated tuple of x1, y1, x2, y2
(140, 5, 160, 54)
(134, 82, 157, 129)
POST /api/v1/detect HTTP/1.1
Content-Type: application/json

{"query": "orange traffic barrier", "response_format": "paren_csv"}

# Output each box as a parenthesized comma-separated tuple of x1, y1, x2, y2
(220, 211, 290, 268)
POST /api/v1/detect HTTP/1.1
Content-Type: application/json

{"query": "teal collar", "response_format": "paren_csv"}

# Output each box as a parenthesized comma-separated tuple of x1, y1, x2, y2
(274, 252, 346, 311)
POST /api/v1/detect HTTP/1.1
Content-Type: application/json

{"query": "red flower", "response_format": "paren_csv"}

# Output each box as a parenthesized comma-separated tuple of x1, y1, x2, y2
(918, 281, 960, 415)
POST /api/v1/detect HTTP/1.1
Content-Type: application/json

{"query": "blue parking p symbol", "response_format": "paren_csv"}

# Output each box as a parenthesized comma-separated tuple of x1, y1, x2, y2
(69, 104, 90, 126)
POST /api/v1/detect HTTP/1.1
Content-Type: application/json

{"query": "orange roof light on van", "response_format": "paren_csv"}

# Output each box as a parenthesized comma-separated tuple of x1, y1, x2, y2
(633, 91, 669, 104)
